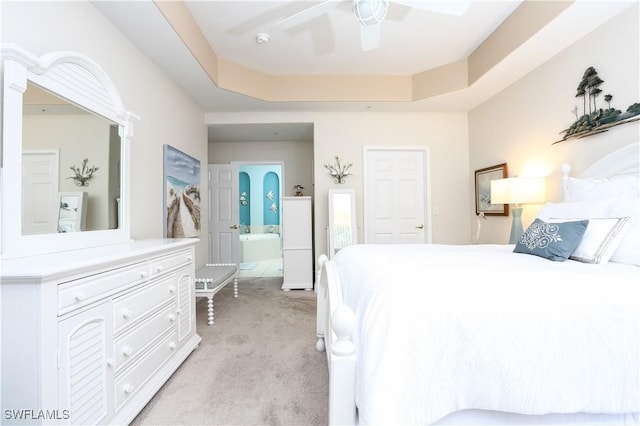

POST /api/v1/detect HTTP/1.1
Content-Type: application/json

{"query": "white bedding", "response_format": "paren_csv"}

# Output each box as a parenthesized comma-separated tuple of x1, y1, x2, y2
(334, 243, 640, 425)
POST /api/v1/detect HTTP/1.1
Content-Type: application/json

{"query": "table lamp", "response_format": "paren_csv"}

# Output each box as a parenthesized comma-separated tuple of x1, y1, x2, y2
(490, 177, 546, 244)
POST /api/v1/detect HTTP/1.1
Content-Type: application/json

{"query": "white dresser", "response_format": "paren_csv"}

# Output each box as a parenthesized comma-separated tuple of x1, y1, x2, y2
(0, 239, 201, 425)
(281, 196, 313, 290)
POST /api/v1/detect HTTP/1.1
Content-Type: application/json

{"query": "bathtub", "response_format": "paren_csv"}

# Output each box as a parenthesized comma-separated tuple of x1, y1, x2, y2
(240, 233, 282, 262)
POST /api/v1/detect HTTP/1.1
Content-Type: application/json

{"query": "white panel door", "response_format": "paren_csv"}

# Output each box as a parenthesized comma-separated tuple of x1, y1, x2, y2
(22, 151, 59, 235)
(364, 148, 430, 244)
(208, 164, 239, 264)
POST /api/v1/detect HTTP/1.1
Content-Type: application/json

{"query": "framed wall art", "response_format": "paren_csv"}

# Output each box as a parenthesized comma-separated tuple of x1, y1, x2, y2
(475, 163, 508, 216)
(163, 144, 201, 238)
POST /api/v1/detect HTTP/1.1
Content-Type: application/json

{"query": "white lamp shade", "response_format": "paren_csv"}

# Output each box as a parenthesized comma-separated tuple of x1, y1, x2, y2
(490, 177, 546, 205)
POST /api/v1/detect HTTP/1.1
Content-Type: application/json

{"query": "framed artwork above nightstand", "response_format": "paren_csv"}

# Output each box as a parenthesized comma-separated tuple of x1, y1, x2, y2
(475, 163, 508, 216)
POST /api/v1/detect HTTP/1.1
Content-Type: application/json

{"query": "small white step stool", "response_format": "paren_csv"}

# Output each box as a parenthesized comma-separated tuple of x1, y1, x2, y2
(195, 263, 238, 326)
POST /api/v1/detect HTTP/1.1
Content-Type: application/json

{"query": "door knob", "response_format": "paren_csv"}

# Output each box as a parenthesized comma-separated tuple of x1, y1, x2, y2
(229, 225, 239, 229)
(415, 224, 424, 229)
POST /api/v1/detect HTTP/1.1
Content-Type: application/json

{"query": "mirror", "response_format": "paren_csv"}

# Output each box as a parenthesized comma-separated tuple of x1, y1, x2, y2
(1, 44, 136, 259)
(57, 192, 88, 233)
(328, 188, 357, 258)
(23, 83, 121, 235)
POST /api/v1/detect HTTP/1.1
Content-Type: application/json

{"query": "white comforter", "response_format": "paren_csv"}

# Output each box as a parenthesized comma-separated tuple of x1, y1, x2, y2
(334, 244, 640, 425)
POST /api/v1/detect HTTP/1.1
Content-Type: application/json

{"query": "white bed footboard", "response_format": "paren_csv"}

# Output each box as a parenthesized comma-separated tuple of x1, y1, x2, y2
(316, 255, 357, 426)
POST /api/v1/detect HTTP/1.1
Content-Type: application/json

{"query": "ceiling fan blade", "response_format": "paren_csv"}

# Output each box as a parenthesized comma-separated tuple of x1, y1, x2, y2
(390, 0, 471, 16)
(361, 23, 381, 52)
(310, 15, 337, 55)
(276, 1, 340, 29)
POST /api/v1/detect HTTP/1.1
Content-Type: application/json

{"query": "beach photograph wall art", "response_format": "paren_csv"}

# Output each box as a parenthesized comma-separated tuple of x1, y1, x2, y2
(163, 144, 201, 238)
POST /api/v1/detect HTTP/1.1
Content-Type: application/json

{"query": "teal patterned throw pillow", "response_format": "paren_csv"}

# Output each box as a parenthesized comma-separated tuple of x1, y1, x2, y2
(514, 218, 589, 261)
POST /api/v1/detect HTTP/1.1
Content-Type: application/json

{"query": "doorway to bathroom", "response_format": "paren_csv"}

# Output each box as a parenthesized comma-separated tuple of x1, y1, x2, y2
(237, 162, 284, 278)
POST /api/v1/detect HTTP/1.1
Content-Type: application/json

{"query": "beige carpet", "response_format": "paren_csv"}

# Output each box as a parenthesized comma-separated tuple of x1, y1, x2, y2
(131, 277, 328, 425)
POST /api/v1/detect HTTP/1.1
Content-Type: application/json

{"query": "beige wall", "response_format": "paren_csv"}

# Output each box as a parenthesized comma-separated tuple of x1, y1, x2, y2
(4, 2, 637, 266)
(2, 1, 209, 265)
(208, 140, 314, 198)
(207, 3, 639, 256)
(469, 4, 640, 244)
(206, 111, 469, 258)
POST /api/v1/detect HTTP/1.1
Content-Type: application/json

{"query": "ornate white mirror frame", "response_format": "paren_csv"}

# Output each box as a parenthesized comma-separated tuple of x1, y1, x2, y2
(1, 44, 138, 259)
(327, 188, 357, 259)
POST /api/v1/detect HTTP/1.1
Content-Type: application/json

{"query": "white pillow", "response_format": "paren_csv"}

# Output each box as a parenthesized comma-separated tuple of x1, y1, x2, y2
(608, 197, 640, 266)
(548, 217, 631, 264)
(565, 176, 640, 202)
(537, 198, 616, 221)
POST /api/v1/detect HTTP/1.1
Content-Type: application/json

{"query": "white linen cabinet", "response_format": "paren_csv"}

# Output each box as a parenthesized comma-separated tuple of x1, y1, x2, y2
(0, 239, 201, 425)
(281, 196, 313, 290)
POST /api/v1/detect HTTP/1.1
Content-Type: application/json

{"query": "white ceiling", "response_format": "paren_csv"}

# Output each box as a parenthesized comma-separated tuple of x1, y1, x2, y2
(185, 0, 520, 76)
(91, 1, 636, 141)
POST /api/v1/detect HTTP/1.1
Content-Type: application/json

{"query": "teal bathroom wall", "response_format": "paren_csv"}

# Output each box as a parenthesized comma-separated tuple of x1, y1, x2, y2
(238, 164, 282, 233)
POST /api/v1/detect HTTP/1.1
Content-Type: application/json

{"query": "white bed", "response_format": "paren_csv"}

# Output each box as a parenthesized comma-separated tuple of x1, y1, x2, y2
(316, 142, 640, 425)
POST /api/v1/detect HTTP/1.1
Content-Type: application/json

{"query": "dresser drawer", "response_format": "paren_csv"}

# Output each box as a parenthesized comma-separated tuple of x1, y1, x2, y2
(113, 302, 176, 372)
(58, 263, 149, 316)
(114, 330, 178, 411)
(113, 274, 176, 332)
(149, 249, 193, 278)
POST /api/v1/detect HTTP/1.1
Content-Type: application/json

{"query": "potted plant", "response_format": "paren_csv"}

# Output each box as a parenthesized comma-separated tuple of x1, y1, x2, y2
(293, 184, 305, 196)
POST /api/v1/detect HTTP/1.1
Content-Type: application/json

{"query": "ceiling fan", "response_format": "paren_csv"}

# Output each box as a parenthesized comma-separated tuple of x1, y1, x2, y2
(276, 0, 472, 52)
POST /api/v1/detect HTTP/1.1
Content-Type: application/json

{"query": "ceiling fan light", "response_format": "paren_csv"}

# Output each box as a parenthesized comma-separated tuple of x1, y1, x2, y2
(353, 0, 388, 27)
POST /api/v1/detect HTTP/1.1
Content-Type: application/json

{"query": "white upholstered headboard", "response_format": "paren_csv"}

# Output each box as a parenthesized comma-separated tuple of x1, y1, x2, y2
(561, 142, 640, 200)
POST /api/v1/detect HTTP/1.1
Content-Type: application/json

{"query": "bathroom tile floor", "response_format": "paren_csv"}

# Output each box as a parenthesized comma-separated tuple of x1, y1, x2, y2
(239, 258, 283, 278)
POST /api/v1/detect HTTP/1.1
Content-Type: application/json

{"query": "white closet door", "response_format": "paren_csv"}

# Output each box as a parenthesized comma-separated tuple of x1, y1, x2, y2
(364, 147, 431, 244)
(22, 151, 59, 235)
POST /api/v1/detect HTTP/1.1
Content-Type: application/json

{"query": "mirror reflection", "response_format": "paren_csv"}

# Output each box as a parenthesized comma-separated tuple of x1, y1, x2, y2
(58, 192, 87, 233)
(22, 83, 121, 235)
(328, 188, 357, 258)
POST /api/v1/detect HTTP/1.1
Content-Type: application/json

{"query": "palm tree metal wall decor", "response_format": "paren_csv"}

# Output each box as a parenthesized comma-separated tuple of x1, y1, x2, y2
(555, 66, 640, 144)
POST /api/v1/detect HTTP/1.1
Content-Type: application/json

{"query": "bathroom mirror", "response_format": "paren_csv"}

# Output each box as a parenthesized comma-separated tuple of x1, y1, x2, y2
(1, 44, 137, 258)
(328, 188, 357, 259)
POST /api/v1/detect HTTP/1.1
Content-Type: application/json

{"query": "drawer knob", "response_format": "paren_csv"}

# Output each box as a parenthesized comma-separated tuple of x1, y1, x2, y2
(140, 271, 148, 278)
(156, 265, 164, 272)
(168, 286, 176, 294)
(74, 292, 86, 302)
(169, 341, 177, 350)
(123, 383, 134, 394)
(176, 309, 182, 315)
(187, 256, 192, 261)
(106, 358, 115, 367)
(168, 314, 176, 322)
(122, 345, 133, 356)
(122, 308, 133, 319)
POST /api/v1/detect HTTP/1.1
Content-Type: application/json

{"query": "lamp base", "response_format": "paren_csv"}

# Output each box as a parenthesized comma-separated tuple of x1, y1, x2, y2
(509, 207, 524, 244)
